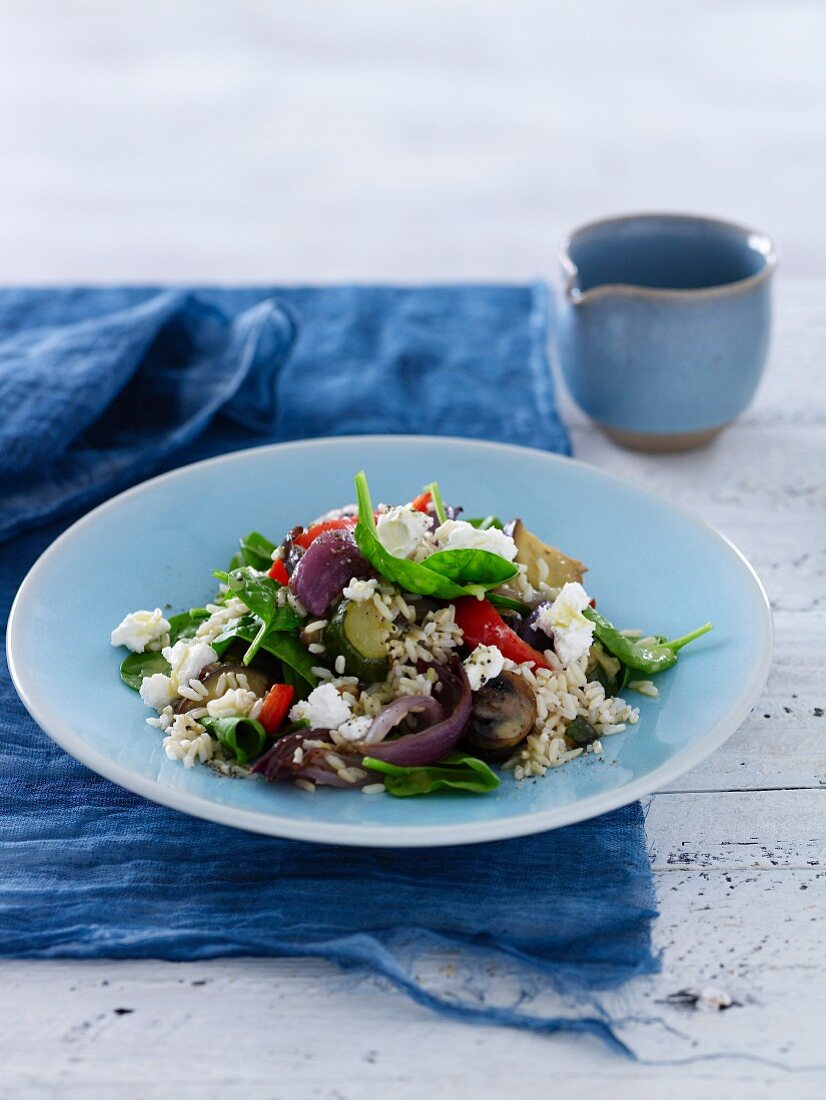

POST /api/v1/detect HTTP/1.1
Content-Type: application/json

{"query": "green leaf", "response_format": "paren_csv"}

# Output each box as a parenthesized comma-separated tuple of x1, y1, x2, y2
(238, 531, 278, 572)
(167, 608, 210, 641)
(354, 472, 514, 598)
(423, 547, 517, 587)
(281, 661, 314, 701)
(487, 593, 531, 615)
(119, 650, 169, 691)
(212, 617, 319, 691)
(584, 607, 712, 675)
(226, 530, 278, 573)
(354, 472, 468, 598)
(200, 715, 266, 765)
(214, 567, 301, 665)
(258, 634, 322, 691)
(118, 608, 211, 690)
(361, 751, 500, 797)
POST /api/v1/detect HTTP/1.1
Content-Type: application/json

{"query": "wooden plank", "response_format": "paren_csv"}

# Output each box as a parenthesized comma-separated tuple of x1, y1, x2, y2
(648, 789, 826, 870)
(1, 861, 824, 1097)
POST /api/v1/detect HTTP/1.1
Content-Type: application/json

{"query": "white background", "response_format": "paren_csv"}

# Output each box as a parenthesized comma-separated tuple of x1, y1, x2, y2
(0, 0, 824, 282)
(1, 3, 825, 1096)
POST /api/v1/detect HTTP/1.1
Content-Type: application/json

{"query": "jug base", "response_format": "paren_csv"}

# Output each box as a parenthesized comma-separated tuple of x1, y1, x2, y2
(601, 424, 725, 453)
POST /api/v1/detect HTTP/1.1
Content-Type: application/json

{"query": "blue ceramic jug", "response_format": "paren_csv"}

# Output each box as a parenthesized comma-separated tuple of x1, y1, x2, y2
(556, 214, 777, 451)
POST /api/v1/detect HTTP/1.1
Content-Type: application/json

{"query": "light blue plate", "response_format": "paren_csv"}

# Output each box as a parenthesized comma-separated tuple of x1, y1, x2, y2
(7, 436, 772, 847)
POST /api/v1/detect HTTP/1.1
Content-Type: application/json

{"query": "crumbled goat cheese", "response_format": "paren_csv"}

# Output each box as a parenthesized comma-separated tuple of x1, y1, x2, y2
(110, 608, 170, 653)
(290, 682, 352, 729)
(139, 672, 177, 710)
(434, 519, 518, 562)
(376, 506, 432, 559)
(162, 639, 218, 688)
(334, 715, 374, 742)
(463, 644, 505, 692)
(536, 582, 594, 667)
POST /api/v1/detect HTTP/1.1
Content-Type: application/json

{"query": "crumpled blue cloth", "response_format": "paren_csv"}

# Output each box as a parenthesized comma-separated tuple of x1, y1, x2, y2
(0, 285, 657, 1056)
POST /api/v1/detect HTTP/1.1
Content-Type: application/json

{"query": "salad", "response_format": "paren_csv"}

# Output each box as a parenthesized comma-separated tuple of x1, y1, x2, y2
(111, 472, 712, 798)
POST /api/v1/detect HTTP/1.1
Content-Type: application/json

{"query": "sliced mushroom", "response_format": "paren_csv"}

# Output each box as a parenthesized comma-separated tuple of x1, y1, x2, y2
(174, 663, 272, 713)
(464, 671, 537, 759)
(507, 519, 586, 590)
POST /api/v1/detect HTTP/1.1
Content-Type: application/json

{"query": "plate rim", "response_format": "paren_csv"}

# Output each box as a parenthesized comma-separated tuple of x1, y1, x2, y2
(6, 434, 774, 847)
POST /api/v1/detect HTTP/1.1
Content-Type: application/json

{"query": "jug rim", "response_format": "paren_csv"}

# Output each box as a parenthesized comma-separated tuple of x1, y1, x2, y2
(560, 211, 778, 304)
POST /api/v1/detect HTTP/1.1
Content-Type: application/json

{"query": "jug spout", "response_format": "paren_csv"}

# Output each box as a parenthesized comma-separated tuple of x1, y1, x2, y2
(558, 212, 776, 304)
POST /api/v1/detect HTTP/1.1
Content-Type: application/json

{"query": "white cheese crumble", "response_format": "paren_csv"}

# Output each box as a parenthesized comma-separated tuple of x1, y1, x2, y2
(290, 682, 352, 730)
(162, 639, 218, 688)
(434, 519, 518, 562)
(536, 582, 595, 667)
(463, 644, 505, 692)
(110, 608, 171, 653)
(375, 506, 432, 560)
(139, 672, 177, 710)
(333, 715, 374, 742)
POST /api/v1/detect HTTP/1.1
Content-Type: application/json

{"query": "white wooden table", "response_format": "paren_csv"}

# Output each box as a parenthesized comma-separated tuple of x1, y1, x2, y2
(2, 278, 824, 1097)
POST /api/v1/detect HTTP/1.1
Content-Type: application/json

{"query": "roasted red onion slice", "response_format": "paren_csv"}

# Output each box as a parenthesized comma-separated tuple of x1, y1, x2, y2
(251, 731, 365, 788)
(289, 529, 373, 616)
(360, 695, 443, 746)
(356, 658, 472, 766)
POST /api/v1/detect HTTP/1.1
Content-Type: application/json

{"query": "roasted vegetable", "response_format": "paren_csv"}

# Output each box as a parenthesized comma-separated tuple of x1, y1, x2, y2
(325, 597, 390, 682)
(507, 519, 586, 589)
(175, 663, 272, 713)
(464, 671, 537, 759)
(565, 715, 600, 747)
(586, 640, 623, 696)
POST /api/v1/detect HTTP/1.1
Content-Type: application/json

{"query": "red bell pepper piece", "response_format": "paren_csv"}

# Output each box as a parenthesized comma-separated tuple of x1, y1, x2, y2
(410, 490, 433, 513)
(259, 683, 295, 736)
(293, 516, 357, 549)
(268, 558, 290, 585)
(453, 597, 551, 670)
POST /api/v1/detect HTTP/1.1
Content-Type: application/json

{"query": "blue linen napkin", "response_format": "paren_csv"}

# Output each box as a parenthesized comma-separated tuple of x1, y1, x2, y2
(0, 285, 657, 1055)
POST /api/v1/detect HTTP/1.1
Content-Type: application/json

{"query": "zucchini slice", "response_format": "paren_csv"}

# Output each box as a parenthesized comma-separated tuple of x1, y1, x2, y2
(326, 598, 390, 682)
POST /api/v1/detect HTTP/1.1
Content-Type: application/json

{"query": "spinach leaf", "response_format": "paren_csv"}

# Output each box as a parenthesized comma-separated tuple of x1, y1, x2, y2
(354, 472, 468, 598)
(487, 592, 531, 615)
(361, 751, 500, 797)
(465, 516, 504, 530)
(281, 661, 314, 701)
(424, 547, 517, 587)
(260, 634, 322, 691)
(200, 715, 266, 765)
(584, 608, 713, 675)
(213, 567, 301, 665)
(119, 650, 169, 691)
(354, 472, 515, 598)
(168, 608, 210, 641)
(119, 608, 210, 690)
(227, 530, 278, 572)
(212, 617, 319, 691)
